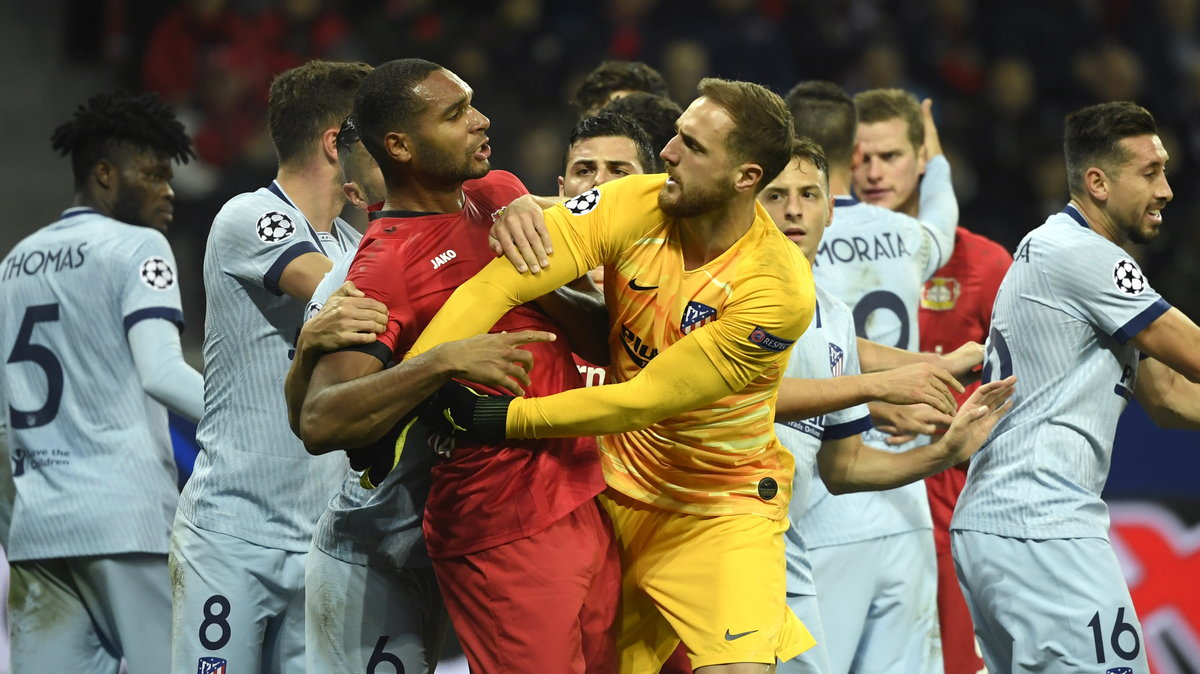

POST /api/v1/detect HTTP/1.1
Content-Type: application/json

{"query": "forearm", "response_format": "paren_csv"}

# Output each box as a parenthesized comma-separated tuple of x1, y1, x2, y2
(776, 375, 881, 422)
(819, 437, 946, 494)
(918, 155, 958, 266)
(1136, 359, 1200, 430)
(506, 337, 734, 438)
(857, 338, 936, 373)
(408, 255, 583, 359)
(285, 340, 321, 436)
(535, 276, 610, 365)
(301, 350, 454, 453)
(128, 319, 204, 422)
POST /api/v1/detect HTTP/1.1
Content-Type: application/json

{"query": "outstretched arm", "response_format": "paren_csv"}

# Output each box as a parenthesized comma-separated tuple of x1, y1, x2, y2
(776, 361, 961, 421)
(817, 376, 1015, 494)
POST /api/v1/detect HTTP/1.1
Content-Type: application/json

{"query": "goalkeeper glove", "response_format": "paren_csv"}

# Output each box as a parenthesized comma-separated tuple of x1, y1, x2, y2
(422, 381, 512, 444)
(345, 412, 420, 490)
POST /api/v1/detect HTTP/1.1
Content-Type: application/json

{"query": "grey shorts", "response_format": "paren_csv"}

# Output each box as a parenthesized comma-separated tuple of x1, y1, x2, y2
(9, 553, 171, 674)
(952, 530, 1149, 673)
(169, 513, 306, 674)
(305, 545, 448, 673)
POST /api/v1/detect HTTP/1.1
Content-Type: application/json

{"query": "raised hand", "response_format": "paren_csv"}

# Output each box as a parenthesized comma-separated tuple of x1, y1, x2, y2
(428, 330, 557, 397)
(300, 281, 388, 352)
(936, 375, 1017, 464)
(488, 194, 554, 273)
(870, 361, 964, 416)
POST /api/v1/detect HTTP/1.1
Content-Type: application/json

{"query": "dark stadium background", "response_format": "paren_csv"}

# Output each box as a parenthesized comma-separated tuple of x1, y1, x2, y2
(2, 1, 1197, 671)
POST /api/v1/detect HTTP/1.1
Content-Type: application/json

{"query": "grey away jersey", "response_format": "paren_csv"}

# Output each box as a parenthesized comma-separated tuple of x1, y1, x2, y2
(802, 157, 958, 544)
(953, 205, 1170, 541)
(179, 183, 361, 551)
(0, 208, 183, 561)
(774, 285, 872, 594)
(307, 252, 432, 570)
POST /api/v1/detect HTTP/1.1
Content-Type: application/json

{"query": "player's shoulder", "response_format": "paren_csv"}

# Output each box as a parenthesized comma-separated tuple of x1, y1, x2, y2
(583, 173, 665, 211)
(834, 198, 914, 229)
(212, 187, 301, 239)
(957, 227, 1009, 257)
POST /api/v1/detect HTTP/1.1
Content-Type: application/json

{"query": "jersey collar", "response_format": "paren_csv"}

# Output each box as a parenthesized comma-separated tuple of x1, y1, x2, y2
(833, 195, 859, 207)
(1062, 202, 1090, 229)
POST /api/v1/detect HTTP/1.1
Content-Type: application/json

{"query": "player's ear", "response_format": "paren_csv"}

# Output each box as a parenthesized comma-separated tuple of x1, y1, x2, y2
(734, 162, 763, 194)
(320, 127, 339, 164)
(1084, 165, 1109, 202)
(385, 131, 413, 164)
(93, 158, 117, 192)
(557, 175, 565, 197)
(343, 182, 369, 212)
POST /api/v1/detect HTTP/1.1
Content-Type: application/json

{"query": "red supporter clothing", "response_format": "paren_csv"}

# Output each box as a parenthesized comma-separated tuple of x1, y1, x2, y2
(918, 226, 1010, 674)
(347, 170, 605, 558)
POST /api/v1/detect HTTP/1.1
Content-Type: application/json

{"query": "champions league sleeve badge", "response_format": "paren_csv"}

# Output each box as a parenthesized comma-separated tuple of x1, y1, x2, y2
(1112, 259, 1146, 296)
(564, 188, 600, 215)
(139, 256, 176, 290)
(256, 211, 296, 243)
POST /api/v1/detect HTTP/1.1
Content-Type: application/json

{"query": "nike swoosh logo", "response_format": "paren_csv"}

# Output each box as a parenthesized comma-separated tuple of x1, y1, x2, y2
(724, 629, 758, 641)
(628, 278, 658, 291)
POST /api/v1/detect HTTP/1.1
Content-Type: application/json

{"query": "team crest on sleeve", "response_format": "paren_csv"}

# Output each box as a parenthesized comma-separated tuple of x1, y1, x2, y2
(256, 211, 296, 243)
(564, 188, 600, 215)
(748, 326, 795, 352)
(139, 256, 175, 290)
(828, 343, 845, 376)
(680, 301, 717, 334)
(1112, 258, 1146, 296)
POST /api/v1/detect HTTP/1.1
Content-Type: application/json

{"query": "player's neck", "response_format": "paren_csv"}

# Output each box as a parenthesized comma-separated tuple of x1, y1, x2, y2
(382, 174, 465, 214)
(1070, 197, 1125, 245)
(73, 190, 112, 219)
(275, 162, 344, 233)
(677, 196, 757, 270)
(828, 166, 853, 198)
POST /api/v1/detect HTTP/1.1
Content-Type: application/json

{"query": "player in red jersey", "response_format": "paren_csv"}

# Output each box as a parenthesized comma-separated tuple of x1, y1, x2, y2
(854, 88, 1012, 674)
(294, 59, 617, 673)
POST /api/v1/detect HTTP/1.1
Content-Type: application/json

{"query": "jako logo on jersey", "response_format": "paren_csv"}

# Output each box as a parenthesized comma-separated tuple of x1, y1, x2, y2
(196, 656, 227, 674)
(620, 324, 658, 367)
(829, 343, 845, 376)
(680, 301, 716, 334)
(256, 211, 295, 243)
(564, 188, 600, 215)
(431, 249, 458, 269)
(921, 277, 960, 311)
(1113, 259, 1147, 296)
(748, 326, 794, 352)
(139, 256, 176, 290)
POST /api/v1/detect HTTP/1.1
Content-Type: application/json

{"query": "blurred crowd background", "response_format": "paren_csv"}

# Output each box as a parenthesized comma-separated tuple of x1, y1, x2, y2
(5, 0, 1200, 362)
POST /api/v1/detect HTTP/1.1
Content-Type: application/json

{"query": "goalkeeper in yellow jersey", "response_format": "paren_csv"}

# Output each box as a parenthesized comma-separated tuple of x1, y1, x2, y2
(409, 79, 815, 673)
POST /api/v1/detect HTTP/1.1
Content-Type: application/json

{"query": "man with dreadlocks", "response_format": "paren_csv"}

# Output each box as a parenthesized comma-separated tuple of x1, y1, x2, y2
(0, 91, 201, 674)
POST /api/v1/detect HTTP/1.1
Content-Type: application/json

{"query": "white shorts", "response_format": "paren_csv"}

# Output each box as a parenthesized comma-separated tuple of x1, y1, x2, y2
(169, 513, 306, 674)
(778, 591, 832, 674)
(810, 530, 942, 674)
(952, 530, 1150, 673)
(9, 553, 171, 674)
(305, 545, 447, 673)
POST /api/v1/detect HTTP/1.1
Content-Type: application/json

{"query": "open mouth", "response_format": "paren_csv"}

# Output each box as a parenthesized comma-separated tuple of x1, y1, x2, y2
(474, 140, 491, 161)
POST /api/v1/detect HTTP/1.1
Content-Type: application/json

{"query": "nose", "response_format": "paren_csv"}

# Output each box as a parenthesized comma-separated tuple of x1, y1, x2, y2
(1158, 174, 1174, 203)
(660, 135, 680, 165)
(471, 108, 490, 132)
(865, 157, 884, 181)
(785, 195, 803, 221)
(164, 181, 175, 201)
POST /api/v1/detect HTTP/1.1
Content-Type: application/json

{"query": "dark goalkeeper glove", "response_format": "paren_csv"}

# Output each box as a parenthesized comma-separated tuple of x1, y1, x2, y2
(422, 381, 513, 445)
(345, 412, 420, 490)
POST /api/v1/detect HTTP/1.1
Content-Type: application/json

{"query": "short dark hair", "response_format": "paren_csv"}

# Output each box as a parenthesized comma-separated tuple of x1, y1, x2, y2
(854, 89, 924, 150)
(789, 136, 830, 192)
(602, 92, 683, 164)
(354, 58, 443, 170)
(1064, 101, 1159, 195)
(268, 60, 372, 165)
(51, 91, 194, 188)
(697, 78, 795, 186)
(572, 61, 669, 116)
(785, 81, 856, 169)
(565, 111, 657, 174)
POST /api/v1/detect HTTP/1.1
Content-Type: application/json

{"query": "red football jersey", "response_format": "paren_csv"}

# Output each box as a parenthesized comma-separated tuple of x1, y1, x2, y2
(918, 226, 1011, 552)
(348, 171, 605, 558)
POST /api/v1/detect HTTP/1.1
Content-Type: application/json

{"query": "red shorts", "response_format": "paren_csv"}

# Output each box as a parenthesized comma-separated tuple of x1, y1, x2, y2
(432, 499, 619, 673)
(927, 467, 985, 673)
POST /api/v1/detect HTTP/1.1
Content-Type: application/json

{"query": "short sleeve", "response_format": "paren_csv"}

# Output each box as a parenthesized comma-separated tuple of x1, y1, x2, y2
(212, 202, 321, 295)
(691, 275, 815, 391)
(821, 324, 872, 438)
(344, 238, 412, 365)
(1046, 237, 1170, 344)
(120, 229, 184, 333)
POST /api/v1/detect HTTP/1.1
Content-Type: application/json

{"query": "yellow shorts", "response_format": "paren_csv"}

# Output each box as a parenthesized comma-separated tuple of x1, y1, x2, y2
(598, 489, 816, 671)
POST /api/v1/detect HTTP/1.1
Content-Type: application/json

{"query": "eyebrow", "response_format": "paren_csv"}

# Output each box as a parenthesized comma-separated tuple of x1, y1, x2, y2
(440, 93, 471, 117)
